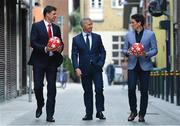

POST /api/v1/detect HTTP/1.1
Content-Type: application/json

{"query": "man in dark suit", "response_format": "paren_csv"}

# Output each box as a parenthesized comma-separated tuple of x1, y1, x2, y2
(28, 5, 63, 122)
(123, 14, 158, 122)
(71, 18, 106, 120)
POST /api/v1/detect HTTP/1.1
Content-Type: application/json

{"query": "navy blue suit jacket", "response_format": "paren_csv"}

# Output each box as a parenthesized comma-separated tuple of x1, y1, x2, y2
(28, 20, 63, 67)
(71, 32, 106, 75)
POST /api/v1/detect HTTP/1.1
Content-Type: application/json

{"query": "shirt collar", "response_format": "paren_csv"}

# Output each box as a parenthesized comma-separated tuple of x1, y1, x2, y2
(44, 20, 51, 26)
(82, 31, 91, 37)
(135, 28, 144, 35)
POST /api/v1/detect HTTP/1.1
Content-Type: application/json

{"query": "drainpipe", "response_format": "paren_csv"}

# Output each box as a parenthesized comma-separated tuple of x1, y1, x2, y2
(16, 0, 20, 96)
(4, 0, 7, 100)
(28, 0, 33, 102)
(170, 0, 174, 71)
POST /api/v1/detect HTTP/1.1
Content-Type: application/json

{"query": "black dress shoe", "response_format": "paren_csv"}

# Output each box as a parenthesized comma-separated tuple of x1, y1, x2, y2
(138, 115, 145, 122)
(82, 115, 93, 120)
(96, 112, 106, 120)
(46, 117, 55, 122)
(35, 103, 44, 118)
(128, 112, 137, 121)
(36, 108, 42, 118)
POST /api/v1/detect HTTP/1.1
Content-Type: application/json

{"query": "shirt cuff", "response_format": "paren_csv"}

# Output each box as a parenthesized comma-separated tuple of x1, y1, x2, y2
(44, 47, 48, 53)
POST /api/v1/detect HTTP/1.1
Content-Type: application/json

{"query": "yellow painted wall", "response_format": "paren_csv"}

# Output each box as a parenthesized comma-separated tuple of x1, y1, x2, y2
(80, 0, 124, 31)
(93, 0, 123, 31)
(152, 16, 167, 68)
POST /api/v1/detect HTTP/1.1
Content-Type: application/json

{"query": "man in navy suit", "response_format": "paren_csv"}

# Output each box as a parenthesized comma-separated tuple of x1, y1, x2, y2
(28, 5, 63, 122)
(71, 18, 106, 120)
(123, 14, 158, 122)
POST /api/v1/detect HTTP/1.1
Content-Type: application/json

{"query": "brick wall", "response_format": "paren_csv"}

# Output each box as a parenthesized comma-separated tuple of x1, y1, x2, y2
(40, 0, 69, 56)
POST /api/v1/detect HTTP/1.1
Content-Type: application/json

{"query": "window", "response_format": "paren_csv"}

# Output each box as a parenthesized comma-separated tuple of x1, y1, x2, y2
(113, 44, 119, 49)
(121, 52, 124, 56)
(111, 0, 125, 8)
(120, 36, 125, 41)
(112, 36, 119, 42)
(113, 60, 119, 65)
(111, 34, 126, 66)
(120, 59, 124, 63)
(98, 0, 102, 8)
(112, 52, 119, 57)
(120, 43, 124, 49)
(92, 0, 95, 8)
(118, 0, 122, 6)
(91, 0, 102, 9)
(89, 0, 103, 21)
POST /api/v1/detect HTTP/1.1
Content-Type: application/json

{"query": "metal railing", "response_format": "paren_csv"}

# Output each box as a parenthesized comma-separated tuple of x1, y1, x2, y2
(149, 69, 180, 106)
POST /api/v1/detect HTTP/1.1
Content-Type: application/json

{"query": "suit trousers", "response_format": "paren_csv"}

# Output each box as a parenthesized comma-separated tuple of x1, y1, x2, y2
(33, 64, 57, 118)
(81, 64, 105, 115)
(128, 60, 150, 116)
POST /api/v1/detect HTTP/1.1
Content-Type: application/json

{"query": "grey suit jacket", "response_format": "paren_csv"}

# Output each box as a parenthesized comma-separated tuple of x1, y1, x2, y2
(122, 29, 158, 71)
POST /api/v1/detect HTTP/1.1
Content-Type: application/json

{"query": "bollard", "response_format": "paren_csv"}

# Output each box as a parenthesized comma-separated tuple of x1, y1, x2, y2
(170, 71, 174, 103)
(165, 71, 169, 102)
(157, 71, 161, 98)
(153, 72, 156, 97)
(150, 72, 154, 96)
(176, 71, 180, 106)
(154, 71, 159, 98)
(153, 72, 157, 97)
(160, 71, 165, 100)
(149, 72, 153, 95)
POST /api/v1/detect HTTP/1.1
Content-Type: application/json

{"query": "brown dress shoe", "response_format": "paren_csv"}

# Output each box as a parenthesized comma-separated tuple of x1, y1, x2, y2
(128, 112, 137, 121)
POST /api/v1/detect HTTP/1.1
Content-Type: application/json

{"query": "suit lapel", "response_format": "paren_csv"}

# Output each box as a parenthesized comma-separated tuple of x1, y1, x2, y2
(79, 33, 88, 48)
(132, 31, 136, 44)
(140, 29, 146, 44)
(91, 33, 95, 51)
(40, 21, 49, 40)
(79, 32, 95, 51)
(52, 23, 56, 37)
(132, 30, 146, 44)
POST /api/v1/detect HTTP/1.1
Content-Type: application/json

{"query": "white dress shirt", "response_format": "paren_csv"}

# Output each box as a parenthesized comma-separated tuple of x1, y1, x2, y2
(44, 20, 54, 56)
(44, 20, 54, 37)
(82, 32, 92, 50)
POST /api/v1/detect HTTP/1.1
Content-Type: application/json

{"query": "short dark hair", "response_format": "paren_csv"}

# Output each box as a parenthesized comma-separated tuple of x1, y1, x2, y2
(43, 5, 57, 17)
(131, 14, 145, 27)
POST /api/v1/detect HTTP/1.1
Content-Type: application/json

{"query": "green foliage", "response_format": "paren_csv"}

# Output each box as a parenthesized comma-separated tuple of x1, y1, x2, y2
(69, 7, 81, 33)
(63, 55, 80, 82)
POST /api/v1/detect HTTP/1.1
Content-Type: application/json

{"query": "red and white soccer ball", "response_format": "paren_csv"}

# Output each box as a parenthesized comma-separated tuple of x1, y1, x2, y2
(48, 36, 61, 48)
(131, 43, 144, 55)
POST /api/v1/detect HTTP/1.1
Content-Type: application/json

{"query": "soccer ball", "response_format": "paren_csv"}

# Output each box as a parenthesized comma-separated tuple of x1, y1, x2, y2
(131, 43, 144, 55)
(48, 36, 61, 48)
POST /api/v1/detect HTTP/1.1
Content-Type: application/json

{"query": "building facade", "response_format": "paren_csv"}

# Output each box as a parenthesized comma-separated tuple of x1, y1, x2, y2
(0, 0, 31, 102)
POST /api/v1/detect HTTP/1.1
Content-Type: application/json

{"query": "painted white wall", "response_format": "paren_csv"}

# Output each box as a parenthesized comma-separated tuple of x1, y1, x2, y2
(68, 0, 73, 15)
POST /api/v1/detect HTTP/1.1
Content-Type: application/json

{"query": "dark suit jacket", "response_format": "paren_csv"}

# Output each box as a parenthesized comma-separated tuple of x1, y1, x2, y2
(71, 32, 106, 75)
(28, 20, 63, 67)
